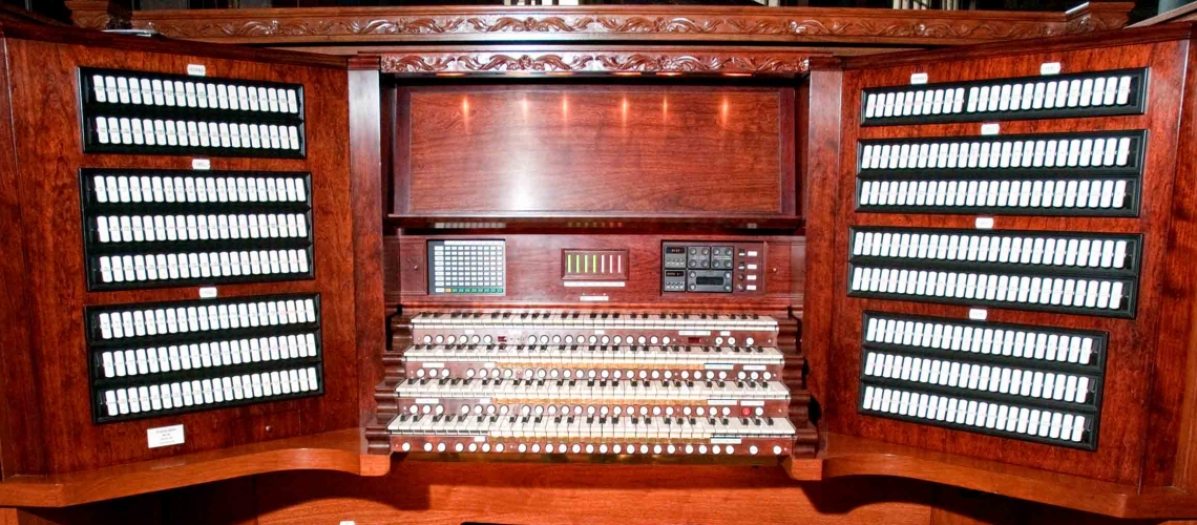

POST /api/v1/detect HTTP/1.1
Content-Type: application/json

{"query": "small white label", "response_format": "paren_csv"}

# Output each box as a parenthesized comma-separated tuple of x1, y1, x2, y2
(975, 217, 995, 230)
(419, 362, 444, 369)
(339, 522, 357, 525)
(1040, 62, 1062, 76)
(704, 363, 735, 370)
(414, 398, 440, 405)
(191, 158, 211, 170)
(679, 330, 712, 337)
(968, 308, 988, 321)
(910, 72, 928, 85)
(563, 281, 626, 288)
(980, 123, 1000, 135)
(740, 400, 765, 407)
(579, 295, 609, 302)
(199, 287, 218, 299)
(147, 424, 185, 449)
(186, 64, 207, 77)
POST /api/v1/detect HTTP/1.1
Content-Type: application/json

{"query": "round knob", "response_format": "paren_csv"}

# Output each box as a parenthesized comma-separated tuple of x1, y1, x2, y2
(698, 445, 708, 454)
(435, 335, 444, 344)
(401, 442, 411, 452)
(711, 445, 721, 455)
(481, 443, 491, 453)
(436, 443, 446, 453)
(745, 337, 755, 346)
(455, 443, 464, 452)
(773, 445, 783, 456)
(613, 444, 623, 454)
(446, 336, 456, 345)
(725, 445, 734, 455)
(685, 444, 694, 454)
(749, 445, 759, 455)
(586, 444, 595, 454)
(466, 369, 476, 378)
(423, 443, 433, 452)
(518, 443, 527, 453)
(652, 444, 662, 454)
(571, 444, 581, 453)
(495, 443, 505, 453)
(600, 444, 609, 454)
(667, 444, 677, 454)
(422, 335, 432, 344)
(532, 443, 541, 453)
(468, 443, 478, 452)
(639, 444, 649, 454)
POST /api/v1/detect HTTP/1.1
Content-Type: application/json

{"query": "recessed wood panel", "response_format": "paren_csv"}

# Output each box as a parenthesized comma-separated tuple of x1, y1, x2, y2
(813, 39, 1189, 485)
(398, 85, 794, 217)
(1, 36, 357, 475)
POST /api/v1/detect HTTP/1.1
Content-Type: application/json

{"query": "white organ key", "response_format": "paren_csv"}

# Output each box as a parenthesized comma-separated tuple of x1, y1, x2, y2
(1117, 76, 1132, 105)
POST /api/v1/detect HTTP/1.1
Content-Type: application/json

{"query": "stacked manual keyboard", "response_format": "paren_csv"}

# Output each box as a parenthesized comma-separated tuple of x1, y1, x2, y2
(387, 312, 798, 459)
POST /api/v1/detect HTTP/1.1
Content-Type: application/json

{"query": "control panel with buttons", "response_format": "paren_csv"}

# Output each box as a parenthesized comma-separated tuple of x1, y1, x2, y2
(428, 240, 506, 295)
(661, 241, 765, 294)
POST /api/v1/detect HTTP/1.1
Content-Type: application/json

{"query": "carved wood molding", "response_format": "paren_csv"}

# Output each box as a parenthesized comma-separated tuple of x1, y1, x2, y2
(66, 0, 130, 30)
(124, 4, 1134, 46)
(376, 48, 814, 75)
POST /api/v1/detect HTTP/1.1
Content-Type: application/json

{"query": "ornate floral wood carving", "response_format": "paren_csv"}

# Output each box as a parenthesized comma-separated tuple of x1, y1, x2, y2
(125, 4, 1133, 46)
(378, 50, 812, 75)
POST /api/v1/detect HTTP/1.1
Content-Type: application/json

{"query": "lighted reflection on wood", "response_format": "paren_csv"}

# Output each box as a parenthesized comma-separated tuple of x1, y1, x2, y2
(407, 86, 788, 214)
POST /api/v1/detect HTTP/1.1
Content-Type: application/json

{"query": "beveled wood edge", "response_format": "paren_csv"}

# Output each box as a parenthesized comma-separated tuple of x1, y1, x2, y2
(842, 20, 1196, 69)
(0, 428, 390, 508)
(810, 432, 1197, 519)
(1130, 2, 1197, 27)
(118, 3, 1131, 46)
(0, 18, 347, 68)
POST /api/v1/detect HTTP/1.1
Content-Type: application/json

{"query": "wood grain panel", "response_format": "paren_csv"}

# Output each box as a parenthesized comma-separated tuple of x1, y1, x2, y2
(1, 35, 358, 474)
(0, 31, 46, 478)
(348, 63, 386, 426)
(819, 38, 1189, 484)
(253, 463, 935, 525)
(799, 59, 843, 409)
(398, 85, 794, 217)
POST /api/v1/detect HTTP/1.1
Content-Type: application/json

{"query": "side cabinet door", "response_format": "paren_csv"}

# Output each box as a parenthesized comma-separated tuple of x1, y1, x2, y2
(819, 35, 1186, 485)
(1, 30, 357, 475)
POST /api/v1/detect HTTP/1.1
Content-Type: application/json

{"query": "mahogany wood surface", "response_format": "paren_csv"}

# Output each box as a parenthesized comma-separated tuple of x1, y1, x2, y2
(819, 432, 1197, 519)
(798, 59, 843, 407)
(0, 429, 388, 509)
(251, 462, 935, 525)
(395, 85, 794, 218)
(818, 35, 1189, 484)
(115, 4, 1133, 47)
(349, 62, 387, 426)
(1150, 32, 1197, 493)
(0, 31, 360, 474)
(0, 28, 46, 478)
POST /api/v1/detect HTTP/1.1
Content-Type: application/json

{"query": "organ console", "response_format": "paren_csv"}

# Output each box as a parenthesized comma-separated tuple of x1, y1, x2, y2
(10, 2, 1197, 523)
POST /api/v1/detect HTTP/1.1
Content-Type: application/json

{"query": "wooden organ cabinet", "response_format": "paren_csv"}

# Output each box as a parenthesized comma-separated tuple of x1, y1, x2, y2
(10, 6, 1197, 524)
